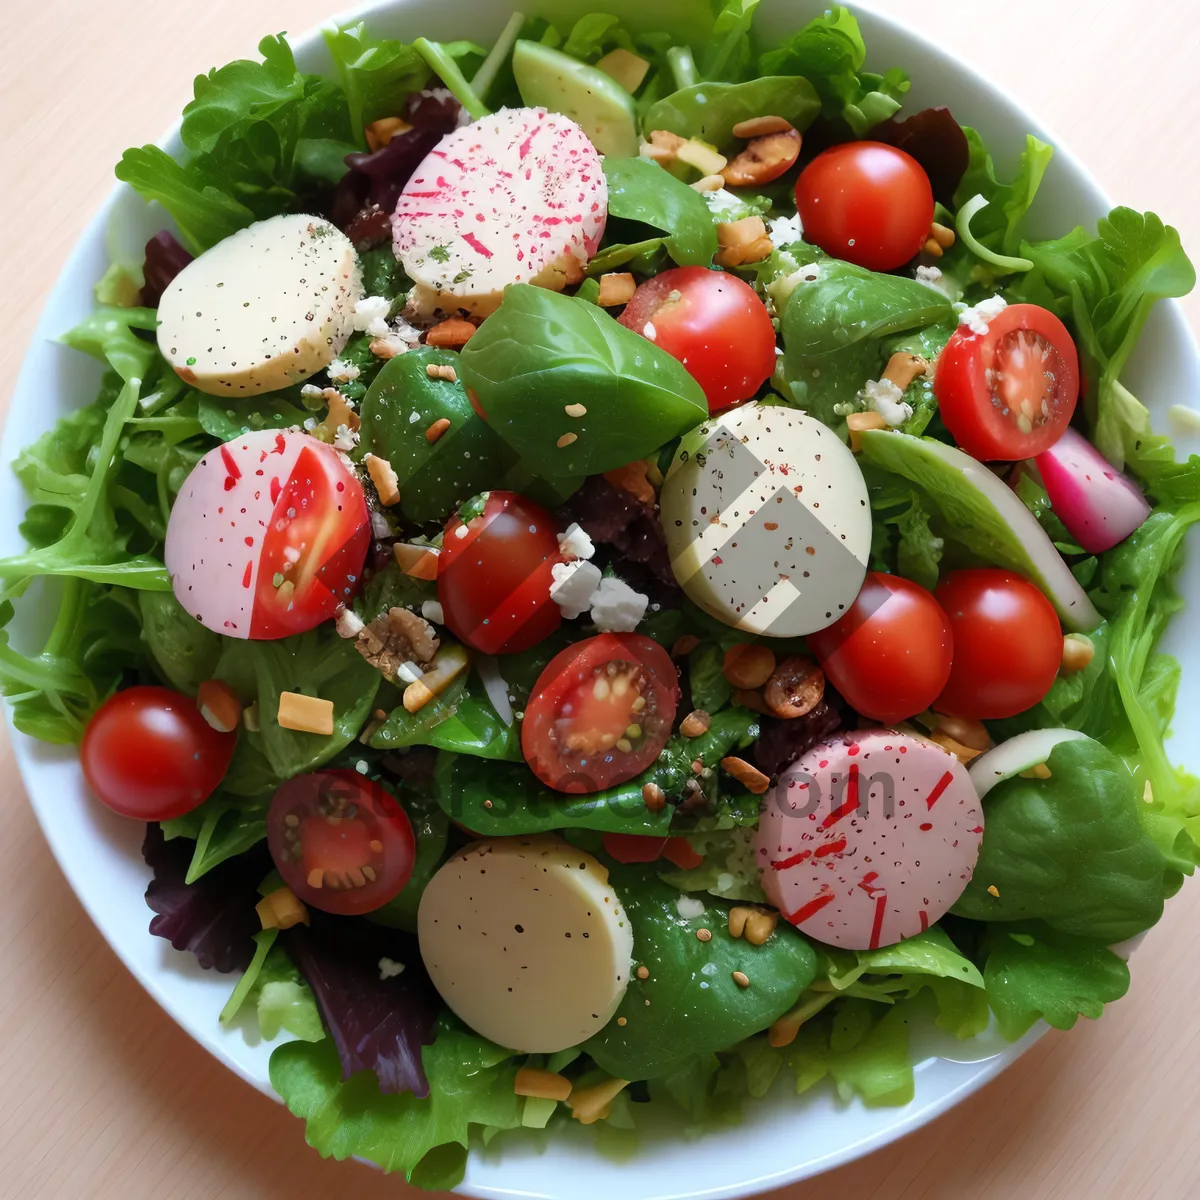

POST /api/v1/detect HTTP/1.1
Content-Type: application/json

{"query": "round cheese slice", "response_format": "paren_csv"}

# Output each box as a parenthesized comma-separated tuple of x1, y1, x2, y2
(417, 836, 634, 1052)
(755, 730, 984, 949)
(157, 213, 361, 396)
(660, 402, 872, 638)
(392, 107, 607, 318)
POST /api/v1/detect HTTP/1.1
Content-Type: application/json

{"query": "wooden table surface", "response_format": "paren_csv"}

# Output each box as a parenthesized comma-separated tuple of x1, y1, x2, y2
(2, 2, 1199, 1197)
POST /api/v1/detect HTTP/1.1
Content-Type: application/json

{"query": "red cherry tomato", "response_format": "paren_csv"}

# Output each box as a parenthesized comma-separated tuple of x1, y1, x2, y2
(934, 303, 1080, 461)
(809, 572, 953, 723)
(933, 569, 1062, 719)
(600, 833, 706, 868)
(522, 633, 680, 793)
(81, 686, 236, 820)
(438, 491, 562, 655)
(795, 142, 934, 271)
(266, 770, 415, 916)
(617, 266, 776, 414)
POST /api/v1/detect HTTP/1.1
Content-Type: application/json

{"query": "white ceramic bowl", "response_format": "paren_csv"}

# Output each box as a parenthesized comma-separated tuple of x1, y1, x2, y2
(6, 1, 1200, 1196)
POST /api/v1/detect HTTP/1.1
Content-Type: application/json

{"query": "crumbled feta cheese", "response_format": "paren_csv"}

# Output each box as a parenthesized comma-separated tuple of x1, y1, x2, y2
(716, 872, 735, 893)
(328, 357, 361, 383)
(378, 957, 406, 980)
(957, 294, 1008, 336)
(589, 576, 649, 633)
(675, 896, 706, 919)
(550, 559, 603, 619)
(558, 522, 595, 562)
(355, 759, 369, 774)
(335, 606, 365, 639)
(454, 523, 470, 539)
(861, 377, 912, 427)
(421, 599, 445, 625)
(333, 424, 359, 452)
(704, 189, 744, 216)
(767, 262, 820, 310)
(353, 295, 393, 338)
(768, 212, 804, 245)
(643, 321, 657, 341)
(370, 511, 391, 539)
(916, 265, 943, 284)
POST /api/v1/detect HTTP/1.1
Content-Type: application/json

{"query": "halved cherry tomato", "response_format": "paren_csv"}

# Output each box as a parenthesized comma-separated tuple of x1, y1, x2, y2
(522, 633, 680, 793)
(795, 142, 934, 272)
(809, 572, 953, 723)
(934, 303, 1080, 461)
(601, 833, 705, 870)
(438, 491, 562, 655)
(81, 686, 236, 820)
(618, 266, 776, 415)
(933, 569, 1062, 719)
(266, 770, 415, 916)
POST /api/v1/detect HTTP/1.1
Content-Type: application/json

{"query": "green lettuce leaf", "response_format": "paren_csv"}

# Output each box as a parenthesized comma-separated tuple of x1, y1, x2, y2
(323, 21, 429, 138)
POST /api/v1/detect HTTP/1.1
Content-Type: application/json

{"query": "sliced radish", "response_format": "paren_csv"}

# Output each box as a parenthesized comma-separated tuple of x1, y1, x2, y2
(968, 728, 1090, 798)
(393, 107, 608, 318)
(165, 430, 370, 639)
(1035, 427, 1151, 554)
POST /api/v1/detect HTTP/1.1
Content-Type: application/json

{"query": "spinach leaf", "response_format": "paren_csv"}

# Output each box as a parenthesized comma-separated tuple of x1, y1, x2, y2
(138, 590, 222, 695)
(357, 347, 518, 523)
(583, 866, 817, 1079)
(687, 642, 731, 713)
(356, 562, 437, 621)
(373, 684, 521, 762)
(643, 76, 819, 148)
(216, 629, 381, 786)
(370, 793, 450, 932)
(981, 924, 1131, 1041)
(864, 469, 944, 591)
(197, 392, 309, 441)
(780, 262, 953, 425)
(700, 0, 762, 83)
(602, 157, 718, 268)
(758, 7, 909, 136)
(162, 789, 272, 883)
(457, 284, 708, 476)
(585, 237, 670, 278)
(953, 737, 1169, 940)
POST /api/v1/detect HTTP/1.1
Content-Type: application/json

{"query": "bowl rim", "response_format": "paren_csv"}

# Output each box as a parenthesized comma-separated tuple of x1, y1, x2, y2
(6, 0, 1198, 1195)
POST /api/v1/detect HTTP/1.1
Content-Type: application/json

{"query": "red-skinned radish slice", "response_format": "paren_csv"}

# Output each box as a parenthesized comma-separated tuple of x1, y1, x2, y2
(1035, 427, 1151, 554)
(755, 729, 984, 950)
(165, 430, 370, 639)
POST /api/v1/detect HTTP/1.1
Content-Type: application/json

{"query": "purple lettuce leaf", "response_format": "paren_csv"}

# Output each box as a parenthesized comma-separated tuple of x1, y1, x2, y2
(142, 823, 270, 973)
(282, 914, 441, 1097)
(140, 231, 193, 307)
(869, 107, 970, 208)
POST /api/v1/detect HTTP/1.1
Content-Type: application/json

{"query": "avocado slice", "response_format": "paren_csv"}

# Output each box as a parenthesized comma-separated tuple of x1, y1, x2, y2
(512, 39, 640, 158)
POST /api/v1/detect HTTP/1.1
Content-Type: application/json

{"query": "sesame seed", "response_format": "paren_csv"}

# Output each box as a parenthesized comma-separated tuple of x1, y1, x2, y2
(426, 417, 451, 443)
(617, 1016, 627, 1026)
(987, 884, 1000, 897)
(557, 432, 578, 448)
(696, 928, 712, 942)
(484, 799, 493, 809)
(732, 971, 750, 988)
(565, 403, 587, 418)
(636, 965, 649, 980)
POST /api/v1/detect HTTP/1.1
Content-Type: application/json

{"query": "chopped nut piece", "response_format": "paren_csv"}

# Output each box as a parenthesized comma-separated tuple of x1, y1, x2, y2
(638, 140, 675, 164)
(731, 115, 794, 139)
(426, 362, 458, 382)
(721, 756, 771, 795)
(671, 634, 701, 659)
(930, 731, 983, 764)
(691, 173, 726, 193)
(514, 1068, 573, 1102)
(364, 453, 401, 506)
(721, 128, 802, 188)
(728, 905, 779, 945)
(1021, 764, 1053, 780)
(881, 351, 929, 391)
(731, 687, 771, 715)
(426, 417, 451, 443)
(356, 607, 440, 681)
(934, 714, 991, 751)
(278, 692, 335, 735)
(642, 782, 667, 811)
(388, 607, 440, 663)
(930, 221, 956, 249)
(603, 458, 656, 504)
(716, 216, 774, 267)
(568, 1078, 629, 1125)
(732, 970, 751, 988)
(197, 679, 241, 733)
(256, 886, 310, 931)
(847, 410, 889, 451)
(680, 709, 713, 738)
(369, 336, 403, 359)
(403, 642, 471, 712)
(426, 317, 477, 347)
(595, 47, 650, 93)
(763, 656, 825, 719)
(723, 643, 776, 689)
(922, 236, 945, 259)
(393, 542, 440, 580)
(597, 272, 637, 307)
(987, 884, 1000, 898)
(364, 116, 411, 152)
(311, 387, 361, 446)
(1062, 634, 1095, 673)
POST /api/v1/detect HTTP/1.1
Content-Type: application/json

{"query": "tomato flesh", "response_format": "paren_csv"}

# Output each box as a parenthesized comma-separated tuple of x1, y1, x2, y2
(601, 834, 705, 869)
(795, 142, 934, 272)
(522, 633, 680, 793)
(81, 686, 236, 821)
(438, 491, 563, 655)
(266, 770, 415, 916)
(934, 303, 1080, 461)
(933, 569, 1062, 719)
(618, 266, 777, 415)
(809, 572, 953, 723)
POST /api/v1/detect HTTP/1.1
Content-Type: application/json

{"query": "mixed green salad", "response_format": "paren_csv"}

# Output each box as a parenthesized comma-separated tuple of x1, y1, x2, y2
(6, 2, 1200, 1189)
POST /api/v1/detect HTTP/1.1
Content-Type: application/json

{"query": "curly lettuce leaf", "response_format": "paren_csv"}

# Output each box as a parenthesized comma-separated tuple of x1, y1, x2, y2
(270, 1016, 522, 1188)
(323, 21, 429, 139)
